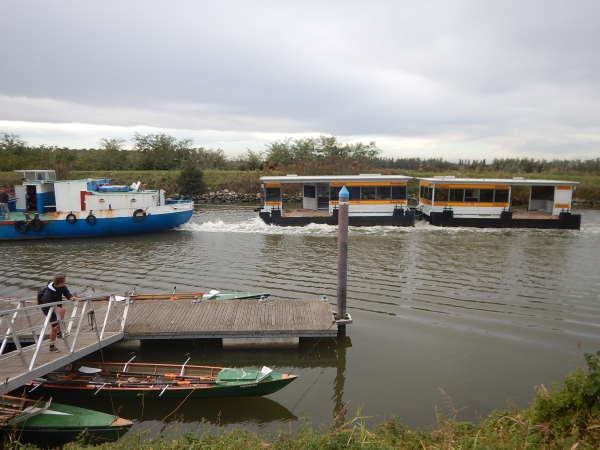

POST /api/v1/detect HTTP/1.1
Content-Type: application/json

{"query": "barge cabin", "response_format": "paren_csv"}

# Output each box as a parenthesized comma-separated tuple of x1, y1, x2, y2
(417, 176, 581, 229)
(258, 174, 415, 227)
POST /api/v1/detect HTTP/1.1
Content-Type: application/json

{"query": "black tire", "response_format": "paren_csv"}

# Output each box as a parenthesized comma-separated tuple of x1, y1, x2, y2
(14, 221, 29, 233)
(66, 213, 77, 224)
(133, 209, 146, 222)
(30, 218, 44, 232)
(86, 214, 97, 225)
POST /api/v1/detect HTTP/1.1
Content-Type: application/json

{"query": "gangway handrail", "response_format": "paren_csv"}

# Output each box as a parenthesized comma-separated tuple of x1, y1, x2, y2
(0, 292, 131, 372)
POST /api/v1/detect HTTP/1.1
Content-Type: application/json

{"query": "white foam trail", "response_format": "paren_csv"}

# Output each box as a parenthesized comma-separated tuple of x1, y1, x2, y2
(176, 217, 589, 237)
(177, 218, 338, 236)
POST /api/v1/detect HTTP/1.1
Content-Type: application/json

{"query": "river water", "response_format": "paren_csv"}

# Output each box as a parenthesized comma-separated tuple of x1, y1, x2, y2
(2, 206, 600, 437)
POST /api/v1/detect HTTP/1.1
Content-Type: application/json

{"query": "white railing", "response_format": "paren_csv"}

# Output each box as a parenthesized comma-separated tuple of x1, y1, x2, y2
(0, 292, 131, 372)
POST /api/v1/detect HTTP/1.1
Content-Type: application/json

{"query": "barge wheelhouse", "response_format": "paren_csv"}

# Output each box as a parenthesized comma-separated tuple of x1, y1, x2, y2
(417, 176, 581, 229)
(258, 174, 414, 227)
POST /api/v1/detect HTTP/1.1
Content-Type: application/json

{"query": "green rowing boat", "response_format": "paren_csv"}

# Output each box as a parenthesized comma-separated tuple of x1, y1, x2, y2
(26, 360, 297, 399)
(1, 395, 132, 445)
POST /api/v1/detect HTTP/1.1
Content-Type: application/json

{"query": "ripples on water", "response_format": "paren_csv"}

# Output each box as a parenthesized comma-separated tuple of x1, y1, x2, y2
(2, 208, 600, 435)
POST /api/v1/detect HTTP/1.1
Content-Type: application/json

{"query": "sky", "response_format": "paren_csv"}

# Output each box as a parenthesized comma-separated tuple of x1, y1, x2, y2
(1, 1, 599, 161)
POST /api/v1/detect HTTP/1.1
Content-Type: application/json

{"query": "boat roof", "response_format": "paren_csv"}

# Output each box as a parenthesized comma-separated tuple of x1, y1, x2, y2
(416, 176, 579, 186)
(260, 174, 412, 184)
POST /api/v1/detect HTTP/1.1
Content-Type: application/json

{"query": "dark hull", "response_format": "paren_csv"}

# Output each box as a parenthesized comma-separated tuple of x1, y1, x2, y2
(1, 425, 130, 446)
(259, 209, 415, 227)
(428, 211, 581, 229)
(27, 377, 296, 399)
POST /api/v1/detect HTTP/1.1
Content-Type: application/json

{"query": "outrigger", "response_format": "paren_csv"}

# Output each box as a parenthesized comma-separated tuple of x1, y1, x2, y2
(417, 176, 581, 229)
(258, 174, 415, 226)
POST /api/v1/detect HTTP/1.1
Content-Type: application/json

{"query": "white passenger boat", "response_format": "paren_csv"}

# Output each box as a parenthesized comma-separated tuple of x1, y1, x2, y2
(257, 174, 415, 226)
(417, 176, 581, 229)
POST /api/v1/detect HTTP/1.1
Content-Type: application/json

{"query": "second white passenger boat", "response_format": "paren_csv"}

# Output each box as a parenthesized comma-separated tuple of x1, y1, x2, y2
(417, 176, 581, 229)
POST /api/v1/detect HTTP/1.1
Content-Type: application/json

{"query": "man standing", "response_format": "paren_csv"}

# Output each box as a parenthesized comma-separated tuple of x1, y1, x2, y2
(40, 274, 77, 353)
(0, 189, 9, 220)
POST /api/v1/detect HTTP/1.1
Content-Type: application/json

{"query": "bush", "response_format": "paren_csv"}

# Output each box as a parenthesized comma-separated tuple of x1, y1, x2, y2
(177, 163, 206, 197)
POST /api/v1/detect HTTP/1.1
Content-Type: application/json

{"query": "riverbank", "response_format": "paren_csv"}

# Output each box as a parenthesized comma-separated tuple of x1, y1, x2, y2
(2, 170, 599, 203)
(6, 352, 599, 449)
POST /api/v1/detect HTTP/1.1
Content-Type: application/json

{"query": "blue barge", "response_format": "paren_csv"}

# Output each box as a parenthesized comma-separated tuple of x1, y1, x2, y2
(1, 170, 193, 240)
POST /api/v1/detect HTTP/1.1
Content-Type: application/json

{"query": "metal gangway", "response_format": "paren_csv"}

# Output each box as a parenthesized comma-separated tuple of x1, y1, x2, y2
(0, 292, 131, 395)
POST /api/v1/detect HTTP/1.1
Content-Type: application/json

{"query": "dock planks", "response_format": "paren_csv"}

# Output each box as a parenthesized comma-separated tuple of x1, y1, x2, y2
(106, 298, 337, 339)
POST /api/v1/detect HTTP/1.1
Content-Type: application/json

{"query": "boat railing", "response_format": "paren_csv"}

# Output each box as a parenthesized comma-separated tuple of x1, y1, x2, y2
(0, 292, 131, 373)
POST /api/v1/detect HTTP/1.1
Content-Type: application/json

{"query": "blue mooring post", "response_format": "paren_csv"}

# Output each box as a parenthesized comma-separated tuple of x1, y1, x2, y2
(336, 186, 349, 336)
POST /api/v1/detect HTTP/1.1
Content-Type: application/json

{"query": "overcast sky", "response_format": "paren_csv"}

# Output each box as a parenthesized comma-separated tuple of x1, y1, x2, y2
(1, 1, 599, 161)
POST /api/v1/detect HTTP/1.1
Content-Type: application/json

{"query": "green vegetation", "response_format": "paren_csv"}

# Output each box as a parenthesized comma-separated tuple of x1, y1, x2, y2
(5, 352, 600, 449)
(2, 132, 600, 200)
(176, 163, 206, 197)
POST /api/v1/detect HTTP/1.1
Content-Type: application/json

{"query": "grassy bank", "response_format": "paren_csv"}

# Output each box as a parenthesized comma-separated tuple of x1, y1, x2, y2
(5, 352, 600, 449)
(2, 170, 599, 202)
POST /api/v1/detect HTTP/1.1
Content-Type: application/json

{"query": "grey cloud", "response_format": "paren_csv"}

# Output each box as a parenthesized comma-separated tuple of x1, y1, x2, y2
(1, 1, 599, 159)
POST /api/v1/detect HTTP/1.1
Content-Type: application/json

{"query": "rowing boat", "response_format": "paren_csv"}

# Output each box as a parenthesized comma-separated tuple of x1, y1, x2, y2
(26, 360, 297, 399)
(0, 395, 132, 445)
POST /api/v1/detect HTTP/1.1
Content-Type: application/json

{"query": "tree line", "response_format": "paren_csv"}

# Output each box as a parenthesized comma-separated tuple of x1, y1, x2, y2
(2, 132, 599, 174)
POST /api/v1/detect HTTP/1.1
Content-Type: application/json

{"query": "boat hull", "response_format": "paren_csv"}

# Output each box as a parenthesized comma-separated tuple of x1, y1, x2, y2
(428, 210, 581, 229)
(26, 361, 298, 399)
(0, 207, 193, 240)
(27, 376, 297, 399)
(259, 208, 415, 227)
(0, 401, 132, 445)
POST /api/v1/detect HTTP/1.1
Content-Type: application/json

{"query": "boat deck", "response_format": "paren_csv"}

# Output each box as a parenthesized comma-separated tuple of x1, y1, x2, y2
(0, 211, 56, 222)
(512, 211, 558, 220)
(282, 209, 331, 218)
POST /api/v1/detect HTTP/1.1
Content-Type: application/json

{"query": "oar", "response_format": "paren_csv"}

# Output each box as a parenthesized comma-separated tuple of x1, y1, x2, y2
(94, 383, 108, 395)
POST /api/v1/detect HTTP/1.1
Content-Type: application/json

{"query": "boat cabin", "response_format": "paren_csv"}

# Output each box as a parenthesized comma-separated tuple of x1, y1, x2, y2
(416, 176, 581, 229)
(13, 170, 166, 214)
(258, 174, 415, 226)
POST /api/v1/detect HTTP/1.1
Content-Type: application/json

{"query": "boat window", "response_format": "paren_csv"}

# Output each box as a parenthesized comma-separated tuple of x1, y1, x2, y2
(531, 186, 554, 200)
(265, 187, 281, 202)
(434, 188, 449, 202)
(347, 187, 361, 200)
(331, 186, 341, 201)
(304, 185, 316, 198)
(494, 189, 509, 203)
(361, 186, 376, 200)
(464, 189, 479, 202)
(379, 186, 392, 199)
(449, 189, 464, 202)
(479, 189, 494, 202)
(391, 186, 407, 200)
(420, 186, 432, 201)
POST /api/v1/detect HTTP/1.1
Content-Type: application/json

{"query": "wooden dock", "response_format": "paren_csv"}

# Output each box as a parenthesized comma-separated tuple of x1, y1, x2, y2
(108, 298, 338, 339)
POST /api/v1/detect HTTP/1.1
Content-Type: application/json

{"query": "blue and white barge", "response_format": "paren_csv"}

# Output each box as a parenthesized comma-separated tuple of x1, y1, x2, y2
(0, 170, 193, 240)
